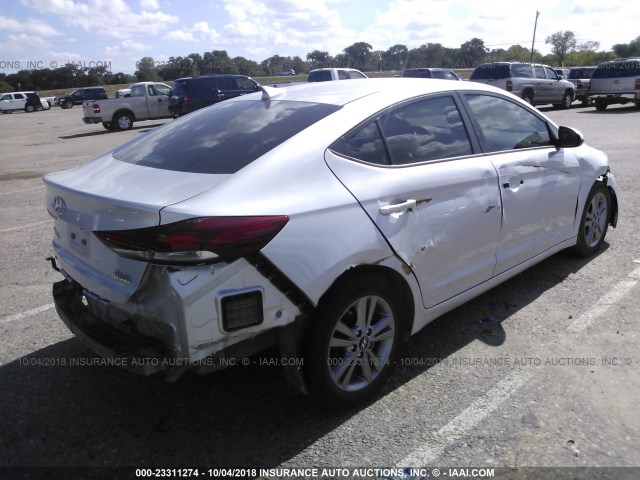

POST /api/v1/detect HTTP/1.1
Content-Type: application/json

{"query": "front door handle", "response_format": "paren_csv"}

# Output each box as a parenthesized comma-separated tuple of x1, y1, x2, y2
(379, 199, 417, 215)
(503, 180, 524, 189)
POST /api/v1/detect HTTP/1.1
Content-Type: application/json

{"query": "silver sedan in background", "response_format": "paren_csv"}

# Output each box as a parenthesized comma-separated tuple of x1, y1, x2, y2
(44, 79, 619, 408)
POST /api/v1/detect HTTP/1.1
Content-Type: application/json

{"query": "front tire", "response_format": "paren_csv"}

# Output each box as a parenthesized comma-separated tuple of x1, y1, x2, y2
(304, 275, 405, 408)
(570, 182, 611, 257)
(559, 91, 572, 109)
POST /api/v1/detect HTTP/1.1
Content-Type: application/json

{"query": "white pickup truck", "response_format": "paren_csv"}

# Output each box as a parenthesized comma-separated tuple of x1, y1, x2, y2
(82, 82, 172, 131)
(306, 68, 368, 81)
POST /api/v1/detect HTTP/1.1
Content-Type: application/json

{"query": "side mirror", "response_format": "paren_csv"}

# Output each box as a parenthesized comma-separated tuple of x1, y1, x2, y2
(555, 126, 584, 149)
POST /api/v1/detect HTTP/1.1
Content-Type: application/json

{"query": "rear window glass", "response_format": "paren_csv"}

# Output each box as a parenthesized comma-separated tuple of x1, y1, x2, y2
(470, 64, 511, 80)
(592, 60, 640, 78)
(112, 100, 341, 174)
(308, 70, 332, 82)
(190, 78, 218, 96)
(217, 77, 235, 90)
(511, 64, 532, 78)
(568, 68, 595, 79)
(402, 69, 432, 78)
(171, 80, 187, 96)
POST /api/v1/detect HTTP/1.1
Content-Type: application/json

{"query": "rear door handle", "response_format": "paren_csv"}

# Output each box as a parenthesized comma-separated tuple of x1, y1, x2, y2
(379, 199, 417, 215)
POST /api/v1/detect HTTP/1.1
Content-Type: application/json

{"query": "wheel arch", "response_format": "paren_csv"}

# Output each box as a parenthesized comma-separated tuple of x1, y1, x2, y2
(112, 108, 136, 122)
(315, 264, 416, 339)
(605, 180, 619, 228)
(521, 87, 534, 102)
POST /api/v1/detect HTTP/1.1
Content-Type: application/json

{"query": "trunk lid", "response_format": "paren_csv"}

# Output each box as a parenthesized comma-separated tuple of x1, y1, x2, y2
(44, 154, 229, 303)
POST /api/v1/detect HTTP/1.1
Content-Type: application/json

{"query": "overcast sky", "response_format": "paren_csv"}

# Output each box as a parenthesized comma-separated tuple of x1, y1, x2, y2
(1, 0, 638, 74)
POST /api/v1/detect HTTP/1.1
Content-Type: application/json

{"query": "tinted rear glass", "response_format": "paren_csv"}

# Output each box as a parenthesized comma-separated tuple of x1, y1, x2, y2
(308, 70, 332, 82)
(470, 64, 511, 80)
(401, 69, 432, 78)
(112, 100, 341, 174)
(190, 78, 218, 96)
(172, 80, 187, 96)
(592, 60, 640, 78)
(568, 68, 596, 79)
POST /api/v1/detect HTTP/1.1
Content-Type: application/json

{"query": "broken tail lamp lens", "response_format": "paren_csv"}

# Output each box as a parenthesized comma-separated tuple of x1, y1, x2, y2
(221, 290, 264, 331)
(95, 216, 289, 265)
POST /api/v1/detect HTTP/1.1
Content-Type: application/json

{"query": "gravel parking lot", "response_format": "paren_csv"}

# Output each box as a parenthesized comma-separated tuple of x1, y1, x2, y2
(1, 102, 639, 479)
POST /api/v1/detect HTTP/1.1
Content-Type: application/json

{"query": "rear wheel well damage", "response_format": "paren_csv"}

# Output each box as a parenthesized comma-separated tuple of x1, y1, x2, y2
(277, 264, 415, 396)
(318, 265, 416, 338)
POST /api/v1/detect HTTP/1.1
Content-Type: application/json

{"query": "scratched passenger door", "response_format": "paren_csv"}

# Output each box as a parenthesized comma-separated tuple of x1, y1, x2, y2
(325, 94, 502, 309)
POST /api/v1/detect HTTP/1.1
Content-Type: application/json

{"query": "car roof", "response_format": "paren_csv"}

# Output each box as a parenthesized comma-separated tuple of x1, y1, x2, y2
(309, 68, 362, 72)
(234, 77, 511, 107)
(598, 57, 640, 65)
(403, 67, 449, 71)
(174, 74, 246, 81)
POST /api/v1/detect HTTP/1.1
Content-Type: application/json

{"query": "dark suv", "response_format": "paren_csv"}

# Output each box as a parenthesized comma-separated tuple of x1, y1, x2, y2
(470, 62, 575, 108)
(59, 87, 107, 109)
(24, 92, 46, 112)
(168, 74, 261, 117)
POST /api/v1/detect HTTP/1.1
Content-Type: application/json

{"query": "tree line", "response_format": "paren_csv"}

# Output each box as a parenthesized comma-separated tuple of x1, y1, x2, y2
(1, 33, 639, 92)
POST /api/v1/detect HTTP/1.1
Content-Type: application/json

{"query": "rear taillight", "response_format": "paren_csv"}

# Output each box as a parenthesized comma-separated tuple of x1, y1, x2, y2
(93, 104, 100, 113)
(635, 78, 640, 90)
(95, 216, 289, 265)
(183, 95, 190, 106)
(506, 80, 513, 91)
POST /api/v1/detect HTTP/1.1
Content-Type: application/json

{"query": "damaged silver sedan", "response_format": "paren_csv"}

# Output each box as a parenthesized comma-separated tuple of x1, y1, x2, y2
(44, 79, 619, 407)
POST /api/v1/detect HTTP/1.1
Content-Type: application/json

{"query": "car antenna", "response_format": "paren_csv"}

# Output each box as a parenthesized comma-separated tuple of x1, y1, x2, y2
(260, 85, 286, 100)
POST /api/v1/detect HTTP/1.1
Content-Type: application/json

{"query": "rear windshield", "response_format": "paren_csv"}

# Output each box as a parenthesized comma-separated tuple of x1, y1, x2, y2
(470, 64, 511, 80)
(401, 69, 432, 78)
(171, 80, 187, 96)
(112, 99, 341, 174)
(592, 60, 640, 78)
(568, 68, 596, 79)
(307, 70, 332, 82)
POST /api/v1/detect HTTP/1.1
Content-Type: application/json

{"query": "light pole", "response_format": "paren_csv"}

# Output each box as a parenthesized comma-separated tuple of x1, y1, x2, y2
(530, 11, 540, 63)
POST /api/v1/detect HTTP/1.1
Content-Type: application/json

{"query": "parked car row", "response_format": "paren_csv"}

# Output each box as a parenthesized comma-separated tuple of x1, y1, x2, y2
(467, 59, 640, 111)
(10, 57, 637, 121)
(0, 91, 51, 113)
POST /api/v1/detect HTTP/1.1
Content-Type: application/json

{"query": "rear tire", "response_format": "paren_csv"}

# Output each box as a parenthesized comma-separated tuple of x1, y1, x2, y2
(521, 91, 534, 104)
(594, 98, 607, 111)
(570, 182, 611, 257)
(114, 112, 133, 131)
(304, 275, 405, 408)
(102, 122, 115, 130)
